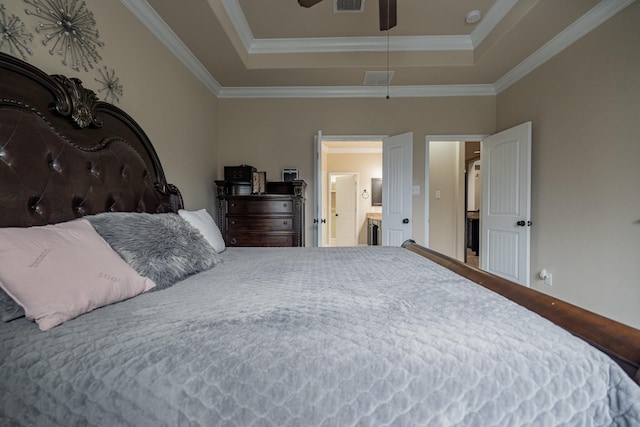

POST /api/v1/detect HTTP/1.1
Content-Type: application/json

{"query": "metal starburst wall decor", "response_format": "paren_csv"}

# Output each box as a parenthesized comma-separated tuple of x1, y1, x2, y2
(25, 0, 104, 72)
(95, 66, 123, 104)
(0, 4, 34, 61)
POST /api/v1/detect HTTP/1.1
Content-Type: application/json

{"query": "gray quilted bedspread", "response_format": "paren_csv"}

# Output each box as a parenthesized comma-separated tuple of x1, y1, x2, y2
(1, 246, 639, 426)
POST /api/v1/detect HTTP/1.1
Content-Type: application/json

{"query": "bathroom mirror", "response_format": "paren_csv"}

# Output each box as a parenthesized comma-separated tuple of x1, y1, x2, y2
(371, 178, 382, 206)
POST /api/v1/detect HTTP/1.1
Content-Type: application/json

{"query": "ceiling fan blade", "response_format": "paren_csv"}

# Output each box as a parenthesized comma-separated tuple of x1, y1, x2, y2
(298, 0, 324, 7)
(379, 0, 397, 31)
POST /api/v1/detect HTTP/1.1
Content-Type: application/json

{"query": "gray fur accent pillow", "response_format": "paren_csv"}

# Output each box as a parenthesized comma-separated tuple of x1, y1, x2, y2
(0, 287, 24, 322)
(85, 212, 221, 290)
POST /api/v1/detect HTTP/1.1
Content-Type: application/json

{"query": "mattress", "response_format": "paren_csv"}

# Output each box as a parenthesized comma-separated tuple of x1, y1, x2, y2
(1, 246, 639, 426)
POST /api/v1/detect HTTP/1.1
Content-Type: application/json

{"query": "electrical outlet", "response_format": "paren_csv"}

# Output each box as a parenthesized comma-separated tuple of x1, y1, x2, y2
(539, 269, 552, 286)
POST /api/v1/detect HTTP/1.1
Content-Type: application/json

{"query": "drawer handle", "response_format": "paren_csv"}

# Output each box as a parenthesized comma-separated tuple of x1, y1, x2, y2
(230, 203, 236, 207)
(283, 221, 288, 225)
(283, 203, 288, 207)
(230, 237, 237, 245)
(231, 220, 236, 225)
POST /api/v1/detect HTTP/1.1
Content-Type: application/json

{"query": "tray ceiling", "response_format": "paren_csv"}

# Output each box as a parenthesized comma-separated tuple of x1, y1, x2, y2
(128, 0, 632, 97)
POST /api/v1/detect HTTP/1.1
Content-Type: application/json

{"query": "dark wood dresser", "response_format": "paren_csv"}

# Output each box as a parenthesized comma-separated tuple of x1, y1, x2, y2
(215, 180, 306, 247)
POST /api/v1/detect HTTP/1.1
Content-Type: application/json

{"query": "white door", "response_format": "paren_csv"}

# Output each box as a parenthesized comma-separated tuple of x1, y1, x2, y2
(481, 122, 531, 286)
(313, 130, 324, 246)
(382, 132, 413, 246)
(335, 174, 357, 246)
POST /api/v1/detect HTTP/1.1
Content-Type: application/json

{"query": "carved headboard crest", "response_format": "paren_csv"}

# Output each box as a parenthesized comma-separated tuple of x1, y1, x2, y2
(52, 74, 103, 129)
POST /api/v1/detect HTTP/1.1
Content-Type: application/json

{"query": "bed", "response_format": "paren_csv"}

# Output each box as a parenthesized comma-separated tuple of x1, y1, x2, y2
(1, 52, 639, 426)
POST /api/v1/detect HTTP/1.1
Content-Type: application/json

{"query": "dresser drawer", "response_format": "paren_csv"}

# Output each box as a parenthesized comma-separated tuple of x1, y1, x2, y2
(228, 199, 293, 215)
(228, 217, 294, 232)
(216, 180, 306, 247)
(227, 233, 295, 247)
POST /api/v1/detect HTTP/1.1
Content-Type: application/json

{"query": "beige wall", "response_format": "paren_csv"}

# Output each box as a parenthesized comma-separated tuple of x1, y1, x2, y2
(428, 142, 465, 259)
(326, 153, 383, 245)
(217, 97, 496, 246)
(9, 0, 219, 212)
(496, 3, 640, 328)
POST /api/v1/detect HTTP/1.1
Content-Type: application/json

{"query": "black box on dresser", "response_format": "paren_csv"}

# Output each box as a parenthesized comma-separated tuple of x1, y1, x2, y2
(215, 180, 306, 247)
(224, 165, 256, 182)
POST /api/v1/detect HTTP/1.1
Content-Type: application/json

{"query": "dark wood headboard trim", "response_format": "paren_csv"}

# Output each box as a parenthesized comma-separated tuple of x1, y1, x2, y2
(402, 240, 640, 384)
(1, 53, 182, 207)
(0, 52, 183, 225)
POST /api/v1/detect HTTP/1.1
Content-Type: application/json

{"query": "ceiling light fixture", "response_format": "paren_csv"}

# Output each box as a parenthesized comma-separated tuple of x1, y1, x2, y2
(465, 10, 482, 24)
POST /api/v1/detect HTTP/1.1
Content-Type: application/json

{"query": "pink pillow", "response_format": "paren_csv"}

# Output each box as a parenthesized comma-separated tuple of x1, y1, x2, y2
(0, 220, 155, 331)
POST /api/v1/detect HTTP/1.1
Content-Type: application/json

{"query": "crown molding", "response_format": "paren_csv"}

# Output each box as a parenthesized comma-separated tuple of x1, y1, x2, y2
(119, 0, 222, 95)
(494, 0, 635, 93)
(221, 0, 514, 55)
(127, 0, 634, 99)
(249, 35, 472, 54)
(469, 0, 520, 47)
(217, 84, 496, 99)
(220, 0, 254, 52)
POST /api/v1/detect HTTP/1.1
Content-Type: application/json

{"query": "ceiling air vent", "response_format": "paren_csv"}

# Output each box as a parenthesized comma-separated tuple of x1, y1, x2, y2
(335, 0, 364, 13)
(363, 71, 394, 86)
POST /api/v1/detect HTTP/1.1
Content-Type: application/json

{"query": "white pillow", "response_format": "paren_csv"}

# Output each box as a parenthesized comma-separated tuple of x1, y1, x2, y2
(0, 220, 156, 331)
(178, 209, 226, 253)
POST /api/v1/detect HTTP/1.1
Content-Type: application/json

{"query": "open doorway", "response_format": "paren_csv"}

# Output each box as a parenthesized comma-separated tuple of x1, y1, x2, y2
(316, 137, 383, 247)
(425, 135, 485, 266)
(425, 124, 531, 284)
(464, 141, 481, 267)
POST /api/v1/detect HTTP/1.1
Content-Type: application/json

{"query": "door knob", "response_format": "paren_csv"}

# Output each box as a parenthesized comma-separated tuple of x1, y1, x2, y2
(402, 218, 410, 224)
(516, 220, 526, 226)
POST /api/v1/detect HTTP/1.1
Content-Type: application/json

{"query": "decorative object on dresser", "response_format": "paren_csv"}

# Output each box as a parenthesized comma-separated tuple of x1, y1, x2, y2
(282, 168, 299, 181)
(252, 170, 266, 194)
(224, 164, 256, 195)
(215, 180, 306, 247)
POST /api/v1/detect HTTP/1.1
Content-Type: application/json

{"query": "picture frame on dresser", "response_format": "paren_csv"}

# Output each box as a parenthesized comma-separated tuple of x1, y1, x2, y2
(282, 168, 299, 181)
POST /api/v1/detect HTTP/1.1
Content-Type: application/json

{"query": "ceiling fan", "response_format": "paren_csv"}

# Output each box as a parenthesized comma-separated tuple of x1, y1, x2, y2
(298, 0, 397, 31)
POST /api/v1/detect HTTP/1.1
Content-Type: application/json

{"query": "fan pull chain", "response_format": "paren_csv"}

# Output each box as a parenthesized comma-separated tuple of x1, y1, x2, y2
(386, 27, 390, 99)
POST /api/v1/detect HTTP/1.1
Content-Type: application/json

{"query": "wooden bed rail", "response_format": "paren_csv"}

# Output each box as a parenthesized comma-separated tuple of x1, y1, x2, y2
(402, 240, 640, 385)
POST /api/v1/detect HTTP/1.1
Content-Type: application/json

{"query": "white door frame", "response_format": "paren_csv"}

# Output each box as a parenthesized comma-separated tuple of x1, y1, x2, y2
(313, 131, 323, 246)
(314, 134, 387, 247)
(424, 135, 487, 249)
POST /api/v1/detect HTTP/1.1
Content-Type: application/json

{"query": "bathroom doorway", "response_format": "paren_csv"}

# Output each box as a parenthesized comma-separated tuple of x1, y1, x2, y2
(425, 136, 484, 265)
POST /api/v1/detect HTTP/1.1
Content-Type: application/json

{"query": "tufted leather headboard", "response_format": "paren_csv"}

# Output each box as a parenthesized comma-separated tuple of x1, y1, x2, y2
(0, 53, 183, 228)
